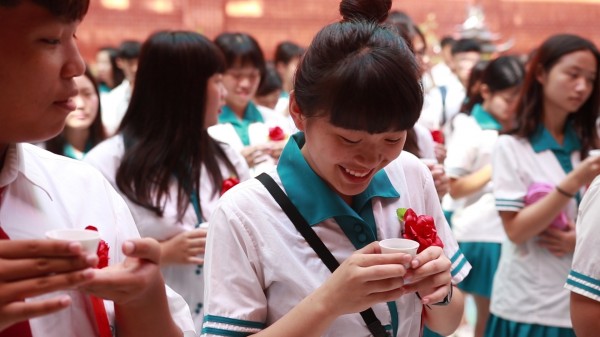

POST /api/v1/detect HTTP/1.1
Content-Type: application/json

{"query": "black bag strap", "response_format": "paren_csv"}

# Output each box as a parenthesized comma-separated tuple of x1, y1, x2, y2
(256, 173, 390, 337)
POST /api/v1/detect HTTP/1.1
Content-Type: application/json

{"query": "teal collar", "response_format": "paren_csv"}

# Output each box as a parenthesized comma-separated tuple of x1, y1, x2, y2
(218, 102, 264, 125)
(471, 103, 502, 130)
(218, 102, 265, 146)
(63, 141, 93, 160)
(277, 133, 400, 227)
(530, 123, 581, 153)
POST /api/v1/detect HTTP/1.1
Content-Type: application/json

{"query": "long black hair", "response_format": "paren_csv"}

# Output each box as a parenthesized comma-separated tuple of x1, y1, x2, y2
(116, 30, 237, 220)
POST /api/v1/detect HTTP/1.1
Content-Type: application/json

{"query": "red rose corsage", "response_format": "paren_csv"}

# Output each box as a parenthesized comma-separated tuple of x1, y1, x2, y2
(430, 130, 445, 144)
(85, 225, 109, 268)
(268, 126, 286, 141)
(221, 177, 240, 195)
(397, 208, 443, 253)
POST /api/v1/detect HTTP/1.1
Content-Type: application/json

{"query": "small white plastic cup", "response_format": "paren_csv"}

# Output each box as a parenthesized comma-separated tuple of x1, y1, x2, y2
(589, 149, 600, 157)
(420, 158, 438, 167)
(379, 238, 420, 257)
(46, 228, 100, 254)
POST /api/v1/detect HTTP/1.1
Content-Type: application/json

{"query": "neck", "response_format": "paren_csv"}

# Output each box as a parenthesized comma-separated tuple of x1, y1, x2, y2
(543, 101, 569, 144)
(64, 128, 90, 152)
(229, 103, 247, 119)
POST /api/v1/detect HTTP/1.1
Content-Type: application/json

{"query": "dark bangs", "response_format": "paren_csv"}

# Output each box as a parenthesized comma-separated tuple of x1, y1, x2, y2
(295, 21, 423, 133)
(214, 33, 266, 78)
(33, 0, 89, 21)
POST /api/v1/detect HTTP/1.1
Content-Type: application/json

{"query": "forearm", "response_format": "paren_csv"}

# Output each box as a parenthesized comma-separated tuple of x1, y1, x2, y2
(571, 292, 600, 337)
(251, 290, 338, 337)
(115, 283, 182, 337)
(423, 286, 464, 336)
(501, 188, 572, 244)
(448, 165, 491, 199)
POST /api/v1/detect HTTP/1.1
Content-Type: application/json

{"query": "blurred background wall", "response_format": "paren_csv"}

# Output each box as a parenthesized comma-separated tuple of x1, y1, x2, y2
(78, 0, 600, 65)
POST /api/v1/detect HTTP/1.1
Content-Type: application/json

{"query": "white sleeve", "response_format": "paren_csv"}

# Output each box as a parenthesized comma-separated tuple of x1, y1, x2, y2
(565, 175, 600, 302)
(492, 136, 526, 211)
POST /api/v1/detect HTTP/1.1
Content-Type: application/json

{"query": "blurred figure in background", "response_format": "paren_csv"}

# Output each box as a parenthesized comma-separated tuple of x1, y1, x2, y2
(94, 46, 124, 95)
(45, 68, 106, 159)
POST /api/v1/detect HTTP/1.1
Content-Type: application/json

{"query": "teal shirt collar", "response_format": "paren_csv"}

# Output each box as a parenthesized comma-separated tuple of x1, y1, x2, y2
(218, 102, 264, 124)
(277, 133, 399, 226)
(530, 123, 581, 153)
(218, 102, 265, 145)
(471, 103, 502, 130)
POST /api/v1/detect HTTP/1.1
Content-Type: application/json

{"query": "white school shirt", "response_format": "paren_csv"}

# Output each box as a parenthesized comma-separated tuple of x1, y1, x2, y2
(565, 174, 600, 302)
(84, 135, 250, 332)
(208, 105, 292, 176)
(201, 134, 470, 337)
(445, 110, 506, 243)
(101, 80, 131, 136)
(491, 133, 581, 328)
(413, 123, 436, 160)
(0, 143, 196, 337)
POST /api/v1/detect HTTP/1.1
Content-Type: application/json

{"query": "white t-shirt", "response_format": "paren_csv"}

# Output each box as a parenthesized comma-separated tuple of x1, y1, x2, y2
(565, 174, 600, 302)
(491, 134, 580, 327)
(0, 143, 195, 337)
(445, 113, 506, 243)
(84, 135, 250, 331)
(201, 134, 470, 337)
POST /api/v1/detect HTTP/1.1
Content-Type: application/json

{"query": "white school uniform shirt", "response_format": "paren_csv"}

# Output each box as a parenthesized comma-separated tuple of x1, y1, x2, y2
(84, 135, 250, 332)
(565, 174, 600, 302)
(101, 80, 131, 136)
(491, 128, 582, 328)
(201, 133, 470, 337)
(445, 107, 506, 243)
(0, 143, 196, 337)
(208, 103, 292, 176)
(413, 123, 436, 160)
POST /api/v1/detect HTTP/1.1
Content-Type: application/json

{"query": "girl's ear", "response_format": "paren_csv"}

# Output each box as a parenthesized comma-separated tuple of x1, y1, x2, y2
(289, 91, 306, 131)
(535, 64, 547, 85)
(480, 83, 491, 101)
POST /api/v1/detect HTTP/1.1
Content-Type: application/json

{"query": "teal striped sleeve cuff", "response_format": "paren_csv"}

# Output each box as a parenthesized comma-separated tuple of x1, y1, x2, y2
(449, 249, 471, 283)
(565, 270, 600, 302)
(495, 198, 524, 211)
(202, 315, 266, 336)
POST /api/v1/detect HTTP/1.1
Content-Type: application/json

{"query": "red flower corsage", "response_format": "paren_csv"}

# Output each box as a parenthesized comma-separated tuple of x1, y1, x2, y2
(221, 177, 240, 195)
(268, 126, 286, 141)
(85, 225, 109, 269)
(430, 130, 445, 144)
(397, 208, 444, 253)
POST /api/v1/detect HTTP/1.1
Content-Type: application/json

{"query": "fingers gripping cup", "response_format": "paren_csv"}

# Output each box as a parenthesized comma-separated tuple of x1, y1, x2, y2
(46, 228, 101, 253)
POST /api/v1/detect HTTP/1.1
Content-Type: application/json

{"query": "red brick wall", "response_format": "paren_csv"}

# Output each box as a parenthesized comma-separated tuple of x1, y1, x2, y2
(78, 0, 600, 66)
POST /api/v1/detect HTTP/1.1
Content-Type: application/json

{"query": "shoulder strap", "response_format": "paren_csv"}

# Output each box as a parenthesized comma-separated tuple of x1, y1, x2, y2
(439, 85, 448, 126)
(255, 173, 390, 337)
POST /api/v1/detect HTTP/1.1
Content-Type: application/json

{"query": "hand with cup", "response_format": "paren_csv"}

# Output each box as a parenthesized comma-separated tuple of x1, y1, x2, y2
(379, 238, 419, 268)
(0, 235, 97, 331)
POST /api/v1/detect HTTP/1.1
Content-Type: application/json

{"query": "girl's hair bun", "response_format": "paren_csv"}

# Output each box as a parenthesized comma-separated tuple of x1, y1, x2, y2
(339, 0, 392, 23)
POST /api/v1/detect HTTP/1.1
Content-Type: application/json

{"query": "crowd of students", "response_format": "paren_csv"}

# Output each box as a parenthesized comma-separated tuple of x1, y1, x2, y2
(1, 0, 600, 337)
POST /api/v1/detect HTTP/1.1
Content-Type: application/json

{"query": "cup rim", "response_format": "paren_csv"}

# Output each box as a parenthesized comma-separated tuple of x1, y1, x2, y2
(45, 228, 101, 241)
(379, 238, 420, 249)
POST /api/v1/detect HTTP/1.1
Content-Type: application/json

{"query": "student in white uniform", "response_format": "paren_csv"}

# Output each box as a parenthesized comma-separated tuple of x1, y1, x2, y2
(565, 175, 600, 337)
(85, 30, 251, 332)
(446, 55, 525, 337)
(201, 1, 471, 336)
(0, 1, 194, 336)
(489, 34, 600, 337)
(208, 32, 290, 176)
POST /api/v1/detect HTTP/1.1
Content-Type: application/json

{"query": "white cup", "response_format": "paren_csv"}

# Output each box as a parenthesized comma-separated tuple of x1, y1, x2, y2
(46, 229, 100, 254)
(379, 238, 420, 257)
(589, 149, 600, 157)
(420, 158, 438, 167)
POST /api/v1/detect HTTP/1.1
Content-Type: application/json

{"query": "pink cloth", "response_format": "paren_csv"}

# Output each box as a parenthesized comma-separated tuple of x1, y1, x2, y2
(524, 182, 569, 230)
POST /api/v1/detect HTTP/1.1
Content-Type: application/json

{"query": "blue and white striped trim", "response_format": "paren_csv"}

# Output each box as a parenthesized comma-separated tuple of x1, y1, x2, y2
(202, 315, 265, 336)
(565, 270, 600, 302)
(449, 249, 469, 279)
(495, 198, 524, 211)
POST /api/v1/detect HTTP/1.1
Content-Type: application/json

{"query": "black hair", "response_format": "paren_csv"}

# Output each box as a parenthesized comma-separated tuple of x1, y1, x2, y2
(116, 30, 236, 220)
(451, 38, 482, 56)
(256, 62, 283, 97)
(274, 41, 305, 65)
(97, 46, 125, 89)
(214, 32, 266, 86)
(117, 40, 142, 60)
(0, 0, 89, 21)
(294, 0, 423, 133)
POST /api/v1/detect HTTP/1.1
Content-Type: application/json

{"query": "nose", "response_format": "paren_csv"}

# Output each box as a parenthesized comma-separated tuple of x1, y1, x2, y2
(62, 41, 86, 79)
(73, 94, 84, 110)
(574, 76, 589, 92)
(356, 146, 382, 166)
